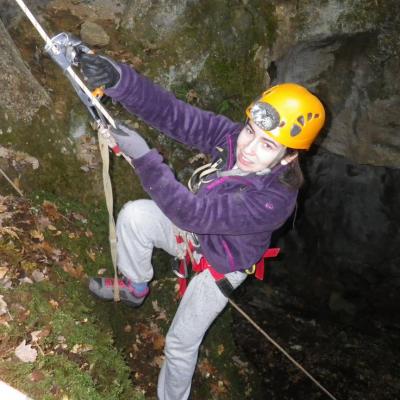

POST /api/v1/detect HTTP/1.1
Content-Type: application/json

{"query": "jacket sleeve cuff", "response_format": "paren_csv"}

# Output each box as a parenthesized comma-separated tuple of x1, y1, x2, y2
(104, 63, 137, 101)
(131, 149, 163, 171)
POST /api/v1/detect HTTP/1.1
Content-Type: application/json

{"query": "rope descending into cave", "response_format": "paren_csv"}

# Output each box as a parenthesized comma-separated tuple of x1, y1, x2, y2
(229, 299, 338, 400)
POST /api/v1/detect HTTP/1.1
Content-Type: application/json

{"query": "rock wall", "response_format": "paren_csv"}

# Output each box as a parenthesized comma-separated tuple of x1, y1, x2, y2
(0, 19, 51, 123)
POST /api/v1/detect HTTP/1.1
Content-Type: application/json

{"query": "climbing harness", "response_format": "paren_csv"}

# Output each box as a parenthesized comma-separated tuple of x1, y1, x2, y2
(13, 2, 338, 398)
(173, 233, 281, 297)
(13, 0, 125, 301)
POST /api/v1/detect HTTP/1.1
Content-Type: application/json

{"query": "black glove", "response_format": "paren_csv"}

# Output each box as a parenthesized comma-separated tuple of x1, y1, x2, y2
(78, 53, 121, 89)
(111, 123, 150, 160)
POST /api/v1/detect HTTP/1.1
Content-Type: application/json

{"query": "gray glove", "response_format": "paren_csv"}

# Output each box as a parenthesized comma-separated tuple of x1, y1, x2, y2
(111, 123, 150, 160)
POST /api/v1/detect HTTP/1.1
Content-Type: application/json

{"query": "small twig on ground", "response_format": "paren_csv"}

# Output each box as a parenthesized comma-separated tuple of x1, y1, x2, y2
(0, 168, 23, 197)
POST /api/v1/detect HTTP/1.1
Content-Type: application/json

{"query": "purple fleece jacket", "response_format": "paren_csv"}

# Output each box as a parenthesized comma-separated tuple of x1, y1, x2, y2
(106, 64, 298, 274)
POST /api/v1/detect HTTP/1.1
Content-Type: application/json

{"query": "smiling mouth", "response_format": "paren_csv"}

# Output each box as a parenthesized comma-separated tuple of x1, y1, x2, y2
(238, 152, 253, 166)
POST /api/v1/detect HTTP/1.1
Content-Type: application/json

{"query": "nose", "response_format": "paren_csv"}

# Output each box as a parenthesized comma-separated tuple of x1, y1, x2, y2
(243, 137, 258, 154)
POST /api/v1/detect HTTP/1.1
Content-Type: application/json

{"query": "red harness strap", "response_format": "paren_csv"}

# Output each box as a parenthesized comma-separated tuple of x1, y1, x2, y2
(253, 247, 280, 280)
(175, 235, 280, 297)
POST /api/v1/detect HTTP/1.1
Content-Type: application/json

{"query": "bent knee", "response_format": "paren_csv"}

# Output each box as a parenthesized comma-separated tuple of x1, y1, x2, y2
(118, 199, 155, 223)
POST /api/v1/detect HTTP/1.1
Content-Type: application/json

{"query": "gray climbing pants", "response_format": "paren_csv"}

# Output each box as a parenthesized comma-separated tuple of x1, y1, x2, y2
(116, 199, 247, 400)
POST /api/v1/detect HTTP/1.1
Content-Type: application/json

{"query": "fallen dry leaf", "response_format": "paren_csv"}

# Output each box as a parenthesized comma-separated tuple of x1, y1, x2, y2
(197, 359, 216, 378)
(42, 200, 61, 221)
(30, 328, 50, 343)
(186, 89, 199, 103)
(0, 226, 21, 239)
(37, 216, 51, 230)
(30, 229, 44, 241)
(86, 249, 96, 262)
(153, 334, 165, 351)
(71, 212, 87, 224)
(85, 230, 93, 238)
(152, 300, 161, 313)
(32, 269, 46, 282)
(156, 310, 167, 321)
(210, 380, 229, 397)
(30, 370, 45, 382)
(15, 340, 38, 362)
(19, 277, 33, 284)
(151, 355, 164, 368)
(59, 260, 85, 279)
(0, 266, 9, 280)
(0, 295, 9, 316)
(31, 330, 43, 342)
(71, 344, 93, 354)
(49, 299, 59, 309)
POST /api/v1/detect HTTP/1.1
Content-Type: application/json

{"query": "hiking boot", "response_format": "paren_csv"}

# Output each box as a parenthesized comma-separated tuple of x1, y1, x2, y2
(88, 276, 149, 308)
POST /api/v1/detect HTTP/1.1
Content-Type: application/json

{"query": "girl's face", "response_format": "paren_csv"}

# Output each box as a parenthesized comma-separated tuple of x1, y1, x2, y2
(236, 121, 286, 172)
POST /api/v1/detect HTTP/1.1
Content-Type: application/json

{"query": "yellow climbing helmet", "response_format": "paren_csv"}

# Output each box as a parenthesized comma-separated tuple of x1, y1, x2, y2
(246, 83, 325, 150)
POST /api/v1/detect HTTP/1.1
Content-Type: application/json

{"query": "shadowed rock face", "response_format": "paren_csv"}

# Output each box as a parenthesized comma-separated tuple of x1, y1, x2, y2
(280, 149, 400, 318)
(275, 33, 400, 168)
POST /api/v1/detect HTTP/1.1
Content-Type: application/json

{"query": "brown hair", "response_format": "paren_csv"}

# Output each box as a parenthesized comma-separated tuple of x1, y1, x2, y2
(279, 151, 304, 190)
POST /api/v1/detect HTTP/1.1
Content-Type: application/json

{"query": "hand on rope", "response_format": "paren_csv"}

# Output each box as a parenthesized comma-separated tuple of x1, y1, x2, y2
(78, 53, 121, 90)
(99, 122, 150, 160)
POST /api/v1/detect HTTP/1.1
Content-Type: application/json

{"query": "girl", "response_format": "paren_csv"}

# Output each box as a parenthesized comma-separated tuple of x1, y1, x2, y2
(80, 53, 325, 400)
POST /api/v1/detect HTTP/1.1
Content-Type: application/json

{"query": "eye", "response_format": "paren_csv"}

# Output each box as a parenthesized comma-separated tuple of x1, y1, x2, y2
(261, 141, 272, 150)
(246, 126, 254, 135)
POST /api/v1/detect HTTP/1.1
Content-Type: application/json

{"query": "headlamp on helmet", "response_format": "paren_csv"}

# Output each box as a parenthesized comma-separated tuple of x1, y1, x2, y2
(246, 83, 325, 150)
(249, 102, 280, 131)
